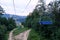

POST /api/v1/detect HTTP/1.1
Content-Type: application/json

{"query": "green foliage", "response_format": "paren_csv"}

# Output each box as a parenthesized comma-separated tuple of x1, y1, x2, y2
(7, 17, 16, 31)
(0, 17, 16, 40)
(0, 25, 7, 34)
(0, 6, 17, 40)
(28, 29, 40, 40)
(0, 25, 7, 40)
(13, 27, 28, 36)
(0, 17, 16, 31)
(24, 0, 60, 40)
(25, 9, 40, 29)
(0, 17, 8, 26)
(4, 32, 9, 40)
(49, 0, 60, 26)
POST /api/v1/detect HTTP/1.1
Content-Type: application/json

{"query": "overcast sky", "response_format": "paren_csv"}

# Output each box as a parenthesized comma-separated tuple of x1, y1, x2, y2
(0, 0, 53, 16)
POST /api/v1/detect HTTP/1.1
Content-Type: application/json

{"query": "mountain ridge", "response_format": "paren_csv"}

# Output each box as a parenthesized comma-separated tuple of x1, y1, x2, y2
(2, 14, 27, 23)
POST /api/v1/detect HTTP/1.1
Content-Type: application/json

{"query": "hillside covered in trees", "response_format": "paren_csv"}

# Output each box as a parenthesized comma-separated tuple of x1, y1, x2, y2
(24, 0, 60, 40)
(0, 6, 16, 40)
(0, 0, 60, 40)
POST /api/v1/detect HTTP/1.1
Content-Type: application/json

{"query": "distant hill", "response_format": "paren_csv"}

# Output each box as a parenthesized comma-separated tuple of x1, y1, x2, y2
(2, 14, 27, 23)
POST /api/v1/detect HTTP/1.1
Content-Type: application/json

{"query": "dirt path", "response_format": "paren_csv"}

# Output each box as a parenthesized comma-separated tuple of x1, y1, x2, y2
(14, 29, 31, 40)
(8, 23, 24, 40)
(8, 28, 17, 40)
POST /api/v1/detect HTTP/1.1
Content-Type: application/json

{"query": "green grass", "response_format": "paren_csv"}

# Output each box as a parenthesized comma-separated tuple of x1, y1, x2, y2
(27, 29, 40, 40)
(4, 31, 9, 40)
(28, 29, 48, 40)
(13, 27, 28, 36)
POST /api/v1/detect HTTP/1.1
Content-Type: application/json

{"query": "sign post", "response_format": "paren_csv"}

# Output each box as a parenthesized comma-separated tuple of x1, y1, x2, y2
(39, 21, 53, 25)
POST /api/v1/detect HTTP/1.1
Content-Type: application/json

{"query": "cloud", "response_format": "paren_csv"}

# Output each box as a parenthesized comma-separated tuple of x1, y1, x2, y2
(0, 0, 38, 16)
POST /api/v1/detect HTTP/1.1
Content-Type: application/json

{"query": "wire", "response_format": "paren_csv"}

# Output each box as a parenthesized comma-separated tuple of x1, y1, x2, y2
(12, 0, 31, 14)
(22, 0, 31, 13)
(12, 0, 31, 13)
(13, 0, 16, 15)
(25, 0, 31, 9)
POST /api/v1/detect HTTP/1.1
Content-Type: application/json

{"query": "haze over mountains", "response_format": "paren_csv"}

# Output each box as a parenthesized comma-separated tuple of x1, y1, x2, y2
(2, 14, 27, 23)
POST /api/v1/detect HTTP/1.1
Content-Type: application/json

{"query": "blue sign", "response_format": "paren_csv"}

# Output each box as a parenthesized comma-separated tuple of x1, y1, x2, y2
(39, 21, 53, 25)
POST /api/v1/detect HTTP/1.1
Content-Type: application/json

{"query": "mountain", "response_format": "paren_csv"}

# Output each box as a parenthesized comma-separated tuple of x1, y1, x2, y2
(2, 14, 27, 23)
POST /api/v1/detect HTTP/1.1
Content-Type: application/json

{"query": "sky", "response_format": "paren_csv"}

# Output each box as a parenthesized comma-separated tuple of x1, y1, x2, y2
(0, 0, 53, 16)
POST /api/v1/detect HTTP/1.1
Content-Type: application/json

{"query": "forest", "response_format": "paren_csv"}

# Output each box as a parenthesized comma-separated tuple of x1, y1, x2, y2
(0, 0, 60, 40)
(0, 6, 16, 40)
(24, 0, 60, 40)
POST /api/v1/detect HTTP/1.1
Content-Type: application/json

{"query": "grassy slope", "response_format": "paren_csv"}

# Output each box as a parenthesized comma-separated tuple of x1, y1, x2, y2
(28, 29, 48, 40)
(4, 31, 9, 40)
(13, 27, 28, 36)
(27, 29, 40, 40)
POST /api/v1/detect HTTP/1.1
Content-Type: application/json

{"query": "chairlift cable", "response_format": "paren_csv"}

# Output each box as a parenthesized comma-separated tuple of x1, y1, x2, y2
(22, 0, 31, 13)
